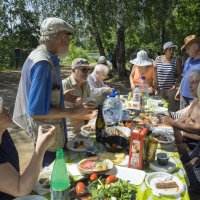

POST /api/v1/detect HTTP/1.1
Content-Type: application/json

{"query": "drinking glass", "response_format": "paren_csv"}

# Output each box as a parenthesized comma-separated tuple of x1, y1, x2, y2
(39, 124, 55, 133)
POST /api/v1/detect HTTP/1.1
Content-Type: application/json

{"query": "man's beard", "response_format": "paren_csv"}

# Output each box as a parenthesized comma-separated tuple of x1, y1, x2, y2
(59, 47, 69, 59)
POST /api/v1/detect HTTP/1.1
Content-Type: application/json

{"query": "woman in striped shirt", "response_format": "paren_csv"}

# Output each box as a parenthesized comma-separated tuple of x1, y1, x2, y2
(154, 41, 182, 111)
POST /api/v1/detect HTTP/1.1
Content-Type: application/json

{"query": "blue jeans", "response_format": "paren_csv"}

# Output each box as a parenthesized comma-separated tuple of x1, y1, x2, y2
(42, 151, 56, 168)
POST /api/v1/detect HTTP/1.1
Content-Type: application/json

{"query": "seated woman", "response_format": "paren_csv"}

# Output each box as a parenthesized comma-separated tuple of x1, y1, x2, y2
(129, 50, 157, 94)
(0, 106, 56, 199)
(88, 64, 113, 106)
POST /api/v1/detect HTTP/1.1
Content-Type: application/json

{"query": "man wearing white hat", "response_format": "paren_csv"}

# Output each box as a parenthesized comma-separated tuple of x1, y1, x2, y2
(13, 18, 95, 167)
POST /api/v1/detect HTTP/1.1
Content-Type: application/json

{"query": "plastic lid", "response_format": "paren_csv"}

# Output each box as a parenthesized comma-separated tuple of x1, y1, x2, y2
(135, 84, 139, 88)
(109, 88, 118, 97)
(56, 148, 64, 158)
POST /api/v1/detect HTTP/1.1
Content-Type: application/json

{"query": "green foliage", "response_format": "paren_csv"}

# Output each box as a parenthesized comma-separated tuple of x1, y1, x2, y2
(0, 0, 200, 70)
(60, 40, 89, 65)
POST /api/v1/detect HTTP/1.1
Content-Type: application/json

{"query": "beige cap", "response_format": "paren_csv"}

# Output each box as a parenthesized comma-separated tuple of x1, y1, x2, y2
(40, 17, 75, 36)
(71, 58, 89, 69)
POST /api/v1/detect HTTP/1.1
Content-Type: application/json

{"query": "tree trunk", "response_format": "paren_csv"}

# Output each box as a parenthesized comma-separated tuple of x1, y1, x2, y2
(88, 9, 105, 56)
(115, 1, 126, 76)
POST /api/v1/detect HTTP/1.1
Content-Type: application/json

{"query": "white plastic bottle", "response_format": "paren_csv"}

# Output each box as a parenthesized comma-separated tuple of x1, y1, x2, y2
(132, 85, 141, 112)
(133, 84, 141, 101)
(140, 75, 149, 98)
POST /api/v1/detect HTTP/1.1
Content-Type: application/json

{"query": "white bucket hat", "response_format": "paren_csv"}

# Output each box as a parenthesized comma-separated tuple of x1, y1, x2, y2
(130, 50, 153, 66)
(40, 17, 75, 36)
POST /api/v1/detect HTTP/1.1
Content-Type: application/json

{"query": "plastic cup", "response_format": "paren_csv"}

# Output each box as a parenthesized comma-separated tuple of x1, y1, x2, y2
(0, 97, 3, 114)
(39, 124, 55, 133)
(157, 152, 170, 166)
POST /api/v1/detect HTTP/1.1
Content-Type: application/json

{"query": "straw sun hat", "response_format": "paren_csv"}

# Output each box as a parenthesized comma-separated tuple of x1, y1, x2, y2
(181, 35, 200, 50)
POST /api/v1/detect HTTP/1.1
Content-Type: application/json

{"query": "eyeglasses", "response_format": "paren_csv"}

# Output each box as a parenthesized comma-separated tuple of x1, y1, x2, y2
(63, 32, 73, 40)
(75, 60, 89, 66)
(75, 67, 90, 73)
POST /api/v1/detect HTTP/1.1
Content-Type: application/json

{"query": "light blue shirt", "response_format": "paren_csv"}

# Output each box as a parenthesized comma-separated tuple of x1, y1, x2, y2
(180, 57, 200, 99)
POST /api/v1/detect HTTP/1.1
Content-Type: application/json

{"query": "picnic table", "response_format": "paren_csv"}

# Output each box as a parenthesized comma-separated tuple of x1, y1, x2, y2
(35, 137, 190, 199)
(34, 96, 190, 200)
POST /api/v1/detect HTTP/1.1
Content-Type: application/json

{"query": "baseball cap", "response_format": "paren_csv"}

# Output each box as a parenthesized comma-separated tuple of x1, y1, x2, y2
(71, 58, 90, 69)
(40, 17, 75, 36)
(163, 41, 178, 51)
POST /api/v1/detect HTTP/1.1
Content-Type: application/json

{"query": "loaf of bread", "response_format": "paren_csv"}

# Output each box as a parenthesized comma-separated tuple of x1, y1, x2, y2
(155, 181, 178, 189)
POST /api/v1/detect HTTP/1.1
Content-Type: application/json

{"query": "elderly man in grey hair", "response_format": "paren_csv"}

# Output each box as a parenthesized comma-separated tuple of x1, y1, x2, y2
(88, 64, 113, 105)
(13, 17, 96, 167)
(62, 58, 97, 139)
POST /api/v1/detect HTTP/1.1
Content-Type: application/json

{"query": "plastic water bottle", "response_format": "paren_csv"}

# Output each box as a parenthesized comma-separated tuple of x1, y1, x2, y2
(133, 84, 141, 101)
(140, 76, 149, 98)
(51, 148, 70, 200)
(132, 85, 141, 112)
(140, 76, 149, 112)
(102, 90, 122, 125)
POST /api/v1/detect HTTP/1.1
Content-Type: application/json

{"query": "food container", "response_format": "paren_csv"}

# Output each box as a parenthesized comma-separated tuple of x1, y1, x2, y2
(157, 153, 170, 166)
(128, 127, 148, 169)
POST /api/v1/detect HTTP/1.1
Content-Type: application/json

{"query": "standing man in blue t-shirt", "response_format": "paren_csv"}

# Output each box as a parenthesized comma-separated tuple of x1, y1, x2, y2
(13, 18, 97, 167)
(175, 35, 200, 109)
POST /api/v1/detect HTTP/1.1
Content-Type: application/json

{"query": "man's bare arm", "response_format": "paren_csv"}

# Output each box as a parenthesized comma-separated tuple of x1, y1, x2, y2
(172, 120, 200, 134)
(32, 106, 97, 121)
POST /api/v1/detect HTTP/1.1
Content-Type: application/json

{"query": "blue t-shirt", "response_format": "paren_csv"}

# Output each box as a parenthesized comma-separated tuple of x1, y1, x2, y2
(0, 130, 19, 200)
(28, 52, 67, 135)
(28, 60, 52, 115)
(180, 57, 200, 99)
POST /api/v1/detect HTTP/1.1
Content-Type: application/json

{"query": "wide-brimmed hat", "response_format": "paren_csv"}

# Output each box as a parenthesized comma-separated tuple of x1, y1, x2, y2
(130, 50, 153, 66)
(71, 58, 89, 69)
(40, 17, 75, 36)
(163, 41, 178, 52)
(181, 35, 200, 50)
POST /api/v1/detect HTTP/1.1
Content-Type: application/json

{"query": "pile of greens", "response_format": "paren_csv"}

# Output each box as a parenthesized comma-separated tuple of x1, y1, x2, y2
(87, 177, 136, 200)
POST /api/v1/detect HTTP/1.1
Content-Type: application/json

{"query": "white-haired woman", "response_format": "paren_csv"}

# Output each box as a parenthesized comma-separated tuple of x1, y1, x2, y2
(88, 64, 113, 105)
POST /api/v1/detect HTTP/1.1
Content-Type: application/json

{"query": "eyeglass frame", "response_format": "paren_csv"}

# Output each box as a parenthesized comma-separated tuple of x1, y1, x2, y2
(74, 67, 90, 73)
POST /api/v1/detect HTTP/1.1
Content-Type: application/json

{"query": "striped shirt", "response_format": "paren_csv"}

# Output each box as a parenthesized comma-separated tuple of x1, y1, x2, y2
(156, 56, 177, 89)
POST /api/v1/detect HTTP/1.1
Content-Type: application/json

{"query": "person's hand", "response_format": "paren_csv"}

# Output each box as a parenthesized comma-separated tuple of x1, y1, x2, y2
(105, 87, 114, 94)
(73, 104, 98, 120)
(170, 85, 176, 90)
(158, 115, 174, 125)
(35, 125, 56, 154)
(175, 92, 180, 100)
(148, 87, 154, 94)
(83, 101, 96, 109)
(175, 90, 180, 101)
(64, 89, 82, 103)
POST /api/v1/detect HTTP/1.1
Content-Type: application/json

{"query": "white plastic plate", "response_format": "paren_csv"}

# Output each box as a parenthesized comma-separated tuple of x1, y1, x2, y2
(145, 172, 185, 197)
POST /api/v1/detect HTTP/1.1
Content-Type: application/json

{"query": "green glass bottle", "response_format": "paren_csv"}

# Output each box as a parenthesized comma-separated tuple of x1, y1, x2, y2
(50, 148, 70, 200)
